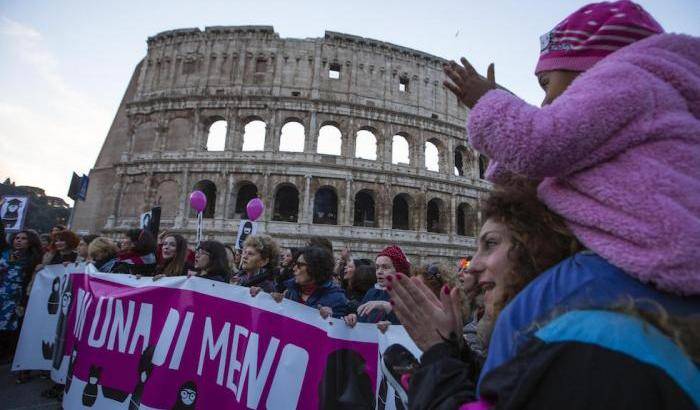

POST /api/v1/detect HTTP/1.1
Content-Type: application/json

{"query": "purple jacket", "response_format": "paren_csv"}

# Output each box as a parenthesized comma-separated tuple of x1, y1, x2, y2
(469, 34, 700, 296)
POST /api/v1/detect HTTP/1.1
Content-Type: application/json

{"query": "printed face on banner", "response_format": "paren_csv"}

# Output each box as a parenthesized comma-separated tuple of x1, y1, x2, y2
(1, 196, 29, 232)
(36, 273, 379, 409)
(235, 220, 257, 250)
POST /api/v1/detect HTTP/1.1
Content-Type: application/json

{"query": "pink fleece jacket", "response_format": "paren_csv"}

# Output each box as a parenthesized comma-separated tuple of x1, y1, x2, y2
(468, 34, 700, 296)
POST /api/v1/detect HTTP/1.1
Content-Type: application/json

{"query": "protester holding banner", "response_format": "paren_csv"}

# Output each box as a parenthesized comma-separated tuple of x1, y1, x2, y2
(264, 245, 349, 319)
(116, 229, 157, 276)
(193, 240, 230, 282)
(345, 263, 377, 315)
(43, 230, 79, 266)
(344, 245, 410, 327)
(76, 234, 98, 263)
(273, 246, 297, 292)
(154, 234, 192, 278)
(0, 229, 42, 368)
(88, 237, 121, 273)
(233, 234, 278, 292)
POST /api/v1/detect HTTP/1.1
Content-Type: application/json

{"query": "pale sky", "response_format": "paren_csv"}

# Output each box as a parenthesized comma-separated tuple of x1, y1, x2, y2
(1, 0, 698, 201)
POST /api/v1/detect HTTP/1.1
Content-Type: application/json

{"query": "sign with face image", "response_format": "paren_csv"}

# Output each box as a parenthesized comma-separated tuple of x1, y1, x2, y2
(235, 219, 258, 250)
(1, 195, 29, 232)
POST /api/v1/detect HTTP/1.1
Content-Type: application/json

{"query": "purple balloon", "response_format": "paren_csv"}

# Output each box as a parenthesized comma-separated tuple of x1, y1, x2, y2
(246, 198, 265, 221)
(189, 190, 207, 213)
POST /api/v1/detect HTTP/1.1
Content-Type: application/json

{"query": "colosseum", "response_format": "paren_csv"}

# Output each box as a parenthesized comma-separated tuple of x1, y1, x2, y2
(72, 25, 492, 265)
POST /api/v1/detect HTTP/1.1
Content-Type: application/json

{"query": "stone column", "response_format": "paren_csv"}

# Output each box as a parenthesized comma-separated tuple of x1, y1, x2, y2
(418, 189, 427, 232)
(302, 175, 312, 223)
(446, 138, 455, 177)
(344, 177, 353, 226)
(449, 194, 457, 235)
(214, 173, 227, 221)
(306, 112, 318, 154)
(223, 173, 235, 219)
(189, 109, 201, 151)
(175, 169, 190, 228)
(415, 135, 426, 171)
(264, 110, 278, 152)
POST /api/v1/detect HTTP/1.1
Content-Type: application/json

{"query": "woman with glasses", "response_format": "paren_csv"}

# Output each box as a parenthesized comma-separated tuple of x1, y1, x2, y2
(192, 241, 230, 283)
(253, 246, 349, 319)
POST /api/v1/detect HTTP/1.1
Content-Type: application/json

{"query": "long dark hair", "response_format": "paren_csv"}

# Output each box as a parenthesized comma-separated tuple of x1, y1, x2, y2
(297, 246, 334, 285)
(158, 234, 188, 276)
(348, 264, 376, 296)
(125, 229, 156, 256)
(0, 223, 7, 252)
(197, 241, 231, 278)
(10, 229, 43, 274)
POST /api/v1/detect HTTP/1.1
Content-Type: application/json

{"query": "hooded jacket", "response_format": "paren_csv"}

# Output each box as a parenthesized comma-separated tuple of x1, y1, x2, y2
(285, 280, 349, 318)
(468, 34, 700, 295)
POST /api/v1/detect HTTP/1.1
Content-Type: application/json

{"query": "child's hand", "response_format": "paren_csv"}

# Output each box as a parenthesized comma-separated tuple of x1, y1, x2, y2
(443, 59, 496, 109)
(250, 286, 262, 297)
(318, 306, 333, 319)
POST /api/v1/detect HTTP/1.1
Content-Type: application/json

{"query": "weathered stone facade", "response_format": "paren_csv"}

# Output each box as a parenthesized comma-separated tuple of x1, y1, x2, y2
(72, 26, 491, 265)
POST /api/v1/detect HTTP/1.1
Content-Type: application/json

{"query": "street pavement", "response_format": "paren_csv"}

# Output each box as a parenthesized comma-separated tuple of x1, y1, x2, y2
(0, 365, 61, 409)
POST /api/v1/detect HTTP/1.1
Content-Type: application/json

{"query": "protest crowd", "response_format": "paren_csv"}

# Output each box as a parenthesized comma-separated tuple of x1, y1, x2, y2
(1, 1, 699, 409)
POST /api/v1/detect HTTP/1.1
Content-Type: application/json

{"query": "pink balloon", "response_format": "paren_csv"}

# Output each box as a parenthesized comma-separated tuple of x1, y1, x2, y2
(246, 198, 265, 221)
(189, 190, 207, 213)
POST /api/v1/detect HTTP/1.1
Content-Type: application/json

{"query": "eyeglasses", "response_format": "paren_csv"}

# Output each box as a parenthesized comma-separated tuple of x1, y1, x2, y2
(196, 248, 210, 256)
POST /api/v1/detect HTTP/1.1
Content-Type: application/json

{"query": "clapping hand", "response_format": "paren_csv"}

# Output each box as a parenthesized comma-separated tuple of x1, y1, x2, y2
(443, 58, 496, 109)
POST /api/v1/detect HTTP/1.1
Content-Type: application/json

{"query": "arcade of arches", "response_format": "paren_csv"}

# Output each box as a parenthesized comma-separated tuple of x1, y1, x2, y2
(179, 178, 479, 237)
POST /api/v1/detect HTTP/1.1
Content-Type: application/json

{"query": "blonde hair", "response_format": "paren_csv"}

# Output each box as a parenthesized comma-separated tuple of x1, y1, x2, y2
(243, 234, 280, 269)
(88, 237, 119, 261)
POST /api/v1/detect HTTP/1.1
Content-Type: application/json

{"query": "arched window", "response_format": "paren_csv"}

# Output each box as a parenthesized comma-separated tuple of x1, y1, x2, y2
(317, 124, 342, 156)
(234, 183, 258, 219)
(242, 120, 266, 151)
(273, 185, 300, 222)
(454, 147, 466, 176)
(313, 187, 338, 225)
(425, 141, 440, 172)
(192, 180, 217, 219)
(206, 119, 227, 151)
(427, 198, 444, 233)
(279, 121, 305, 152)
(353, 190, 376, 227)
(479, 155, 489, 179)
(457, 203, 478, 236)
(392, 194, 411, 230)
(392, 135, 410, 165)
(355, 130, 377, 160)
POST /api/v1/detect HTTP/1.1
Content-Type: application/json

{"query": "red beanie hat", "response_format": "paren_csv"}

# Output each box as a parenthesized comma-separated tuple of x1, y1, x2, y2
(536, 0, 663, 74)
(378, 245, 411, 275)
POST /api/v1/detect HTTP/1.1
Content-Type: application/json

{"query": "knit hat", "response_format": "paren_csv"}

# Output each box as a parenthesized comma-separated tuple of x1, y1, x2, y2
(535, 1, 663, 74)
(377, 245, 411, 275)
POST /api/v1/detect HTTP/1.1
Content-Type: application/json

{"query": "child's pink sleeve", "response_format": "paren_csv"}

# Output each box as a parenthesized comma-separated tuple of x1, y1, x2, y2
(467, 62, 654, 179)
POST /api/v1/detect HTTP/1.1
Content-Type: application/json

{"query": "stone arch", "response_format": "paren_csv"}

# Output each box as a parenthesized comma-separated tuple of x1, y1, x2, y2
(355, 128, 377, 160)
(317, 123, 342, 156)
(166, 117, 192, 151)
(479, 154, 489, 179)
(391, 133, 411, 165)
(273, 183, 300, 222)
(192, 180, 217, 219)
(392, 193, 414, 230)
(454, 145, 469, 176)
(427, 197, 446, 233)
(353, 189, 376, 227)
(120, 181, 145, 218)
(234, 182, 259, 219)
(456, 202, 478, 236)
(132, 121, 157, 153)
(155, 179, 180, 219)
(242, 117, 266, 151)
(205, 117, 227, 151)
(279, 119, 305, 152)
(425, 137, 444, 172)
(313, 186, 338, 225)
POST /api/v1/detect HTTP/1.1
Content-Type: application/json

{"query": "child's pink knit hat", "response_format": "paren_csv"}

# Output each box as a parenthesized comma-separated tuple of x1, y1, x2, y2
(535, 1, 663, 74)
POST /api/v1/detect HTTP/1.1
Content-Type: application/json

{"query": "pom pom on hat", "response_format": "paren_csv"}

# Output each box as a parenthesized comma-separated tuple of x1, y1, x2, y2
(536, 0, 663, 74)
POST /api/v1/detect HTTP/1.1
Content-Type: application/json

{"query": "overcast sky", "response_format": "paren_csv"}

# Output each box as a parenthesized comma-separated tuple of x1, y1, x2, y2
(1, 0, 698, 201)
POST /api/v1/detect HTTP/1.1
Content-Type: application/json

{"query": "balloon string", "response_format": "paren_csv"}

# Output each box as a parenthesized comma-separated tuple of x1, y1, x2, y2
(197, 212, 203, 247)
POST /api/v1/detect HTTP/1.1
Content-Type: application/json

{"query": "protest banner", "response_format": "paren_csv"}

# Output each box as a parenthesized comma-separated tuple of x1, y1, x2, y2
(14, 266, 419, 409)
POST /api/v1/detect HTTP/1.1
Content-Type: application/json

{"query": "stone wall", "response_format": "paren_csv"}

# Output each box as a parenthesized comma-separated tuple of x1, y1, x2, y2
(72, 26, 491, 265)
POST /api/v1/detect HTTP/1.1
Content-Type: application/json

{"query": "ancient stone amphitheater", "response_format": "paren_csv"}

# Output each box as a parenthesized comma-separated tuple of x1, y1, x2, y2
(72, 26, 491, 265)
